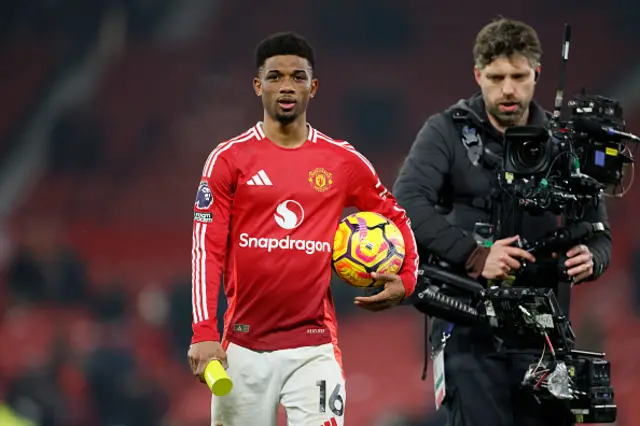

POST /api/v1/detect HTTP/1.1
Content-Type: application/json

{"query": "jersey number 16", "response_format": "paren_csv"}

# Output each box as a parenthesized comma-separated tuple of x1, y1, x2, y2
(316, 380, 344, 416)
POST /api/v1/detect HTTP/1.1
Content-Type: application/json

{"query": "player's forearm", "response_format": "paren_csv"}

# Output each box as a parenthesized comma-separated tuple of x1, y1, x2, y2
(398, 267, 417, 298)
(192, 321, 220, 343)
(363, 192, 419, 296)
(191, 274, 221, 343)
(191, 223, 224, 343)
(392, 210, 419, 297)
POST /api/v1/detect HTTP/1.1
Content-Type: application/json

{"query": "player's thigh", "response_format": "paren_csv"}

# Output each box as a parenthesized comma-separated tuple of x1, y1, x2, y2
(444, 352, 513, 426)
(211, 342, 279, 426)
(280, 344, 346, 426)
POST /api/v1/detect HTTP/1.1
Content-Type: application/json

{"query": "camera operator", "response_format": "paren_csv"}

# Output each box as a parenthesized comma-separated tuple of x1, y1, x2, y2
(393, 18, 612, 426)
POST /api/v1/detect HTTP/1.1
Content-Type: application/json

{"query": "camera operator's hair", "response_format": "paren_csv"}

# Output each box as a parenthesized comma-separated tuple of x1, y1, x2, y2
(255, 31, 315, 72)
(473, 18, 542, 70)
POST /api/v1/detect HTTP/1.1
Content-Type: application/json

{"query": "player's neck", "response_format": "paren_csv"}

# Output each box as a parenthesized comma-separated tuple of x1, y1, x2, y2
(261, 115, 308, 148)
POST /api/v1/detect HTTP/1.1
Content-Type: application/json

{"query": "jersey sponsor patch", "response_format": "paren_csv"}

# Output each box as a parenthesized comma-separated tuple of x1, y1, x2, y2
(195, 180, 213, 210)
(194, 212, 212, 223)
(238, 233, 331, 255)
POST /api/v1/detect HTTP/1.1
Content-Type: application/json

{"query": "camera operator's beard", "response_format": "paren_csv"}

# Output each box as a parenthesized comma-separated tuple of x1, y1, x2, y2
(488, 102, 526, 127)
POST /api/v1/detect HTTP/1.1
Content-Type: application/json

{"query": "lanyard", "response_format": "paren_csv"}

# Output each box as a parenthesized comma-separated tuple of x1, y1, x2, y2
(442, 323, 454, 344)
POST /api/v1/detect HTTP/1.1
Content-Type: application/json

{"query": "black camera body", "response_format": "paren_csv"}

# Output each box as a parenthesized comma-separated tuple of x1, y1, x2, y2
(568, 352, 617, 423)
(413, 260, 617, 423)
(567, 95, 629, 185)
(500, 94, 635, 219)
(410, 218, 614, 423)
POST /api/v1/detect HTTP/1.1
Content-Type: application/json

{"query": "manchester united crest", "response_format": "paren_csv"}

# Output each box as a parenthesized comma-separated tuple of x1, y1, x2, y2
(308, 167, 333, 193)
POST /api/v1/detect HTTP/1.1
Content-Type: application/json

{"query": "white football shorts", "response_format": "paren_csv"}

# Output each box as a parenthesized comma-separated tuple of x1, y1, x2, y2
(211, 342, 346, 426)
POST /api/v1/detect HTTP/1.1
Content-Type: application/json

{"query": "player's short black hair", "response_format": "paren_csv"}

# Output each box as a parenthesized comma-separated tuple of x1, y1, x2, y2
(255, 31, 315, 72)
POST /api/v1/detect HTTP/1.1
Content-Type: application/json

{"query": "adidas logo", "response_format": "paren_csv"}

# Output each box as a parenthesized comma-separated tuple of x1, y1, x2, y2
(247, 169, 273, 186)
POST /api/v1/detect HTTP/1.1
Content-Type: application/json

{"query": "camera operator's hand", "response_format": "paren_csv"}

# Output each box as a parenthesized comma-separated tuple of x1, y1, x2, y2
(188, 341, 228, 384)
(481, 235, 536, 280)
(565, 244, 594, 284)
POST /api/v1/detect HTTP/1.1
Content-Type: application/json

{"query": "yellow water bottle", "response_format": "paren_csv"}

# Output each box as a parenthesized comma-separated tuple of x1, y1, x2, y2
(204, 359, 233, 396)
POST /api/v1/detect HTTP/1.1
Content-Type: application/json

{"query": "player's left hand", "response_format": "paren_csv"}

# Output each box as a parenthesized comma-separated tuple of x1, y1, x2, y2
(354, 272, 406, 312)
(565, 244, 594, 284)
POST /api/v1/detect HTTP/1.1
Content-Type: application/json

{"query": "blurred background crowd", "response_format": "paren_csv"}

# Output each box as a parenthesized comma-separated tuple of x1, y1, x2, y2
(0, 1, 639, 425)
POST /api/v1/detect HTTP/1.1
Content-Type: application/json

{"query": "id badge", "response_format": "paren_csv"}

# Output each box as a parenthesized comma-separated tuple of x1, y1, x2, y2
(433, 324, 452, 410)
(432, 346, 446, 410)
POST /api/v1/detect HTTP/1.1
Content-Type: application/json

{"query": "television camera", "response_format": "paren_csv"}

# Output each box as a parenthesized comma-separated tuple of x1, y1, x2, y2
(412, 227, 616, 423)
(500, 24, 638, 220)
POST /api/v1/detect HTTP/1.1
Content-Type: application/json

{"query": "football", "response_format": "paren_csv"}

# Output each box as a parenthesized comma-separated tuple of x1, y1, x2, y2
(332, 211, 405, 287)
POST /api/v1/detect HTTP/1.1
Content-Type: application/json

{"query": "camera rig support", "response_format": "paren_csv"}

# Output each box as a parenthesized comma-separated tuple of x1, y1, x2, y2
(413, 278, 616, 423)
(411, 221, 616, 423)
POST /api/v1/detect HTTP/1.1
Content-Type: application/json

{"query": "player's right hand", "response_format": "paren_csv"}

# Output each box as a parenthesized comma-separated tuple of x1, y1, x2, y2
(187, 340, 227, 384)
(481, 235, 536, 280)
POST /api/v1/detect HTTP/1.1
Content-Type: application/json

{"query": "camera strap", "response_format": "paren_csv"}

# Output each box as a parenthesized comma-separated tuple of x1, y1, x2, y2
(448, 115, 502, 216)
(450, 111, 517, 236)
(460, 124, 484, 166)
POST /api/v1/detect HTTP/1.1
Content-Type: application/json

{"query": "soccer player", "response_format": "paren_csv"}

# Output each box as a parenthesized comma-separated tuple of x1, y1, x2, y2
(187, 31, 419, 426)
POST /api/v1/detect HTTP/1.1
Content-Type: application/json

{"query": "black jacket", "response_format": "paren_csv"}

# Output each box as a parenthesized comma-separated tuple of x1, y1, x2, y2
(393, 93, 612, 317)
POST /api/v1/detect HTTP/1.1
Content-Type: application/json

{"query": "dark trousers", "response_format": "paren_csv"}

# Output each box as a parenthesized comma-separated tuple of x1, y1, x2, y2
(442, 350, 575, 426)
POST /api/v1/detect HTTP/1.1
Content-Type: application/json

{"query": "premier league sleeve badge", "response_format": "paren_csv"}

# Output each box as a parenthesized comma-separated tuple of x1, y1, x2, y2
(195, 181, 214, 210)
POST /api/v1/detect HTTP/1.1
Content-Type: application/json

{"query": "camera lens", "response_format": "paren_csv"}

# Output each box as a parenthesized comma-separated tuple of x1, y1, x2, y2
(515, 140, 547, 170)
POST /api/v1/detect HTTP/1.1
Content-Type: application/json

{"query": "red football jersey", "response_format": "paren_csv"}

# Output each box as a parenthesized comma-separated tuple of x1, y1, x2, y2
(191, 123, 419, 351)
